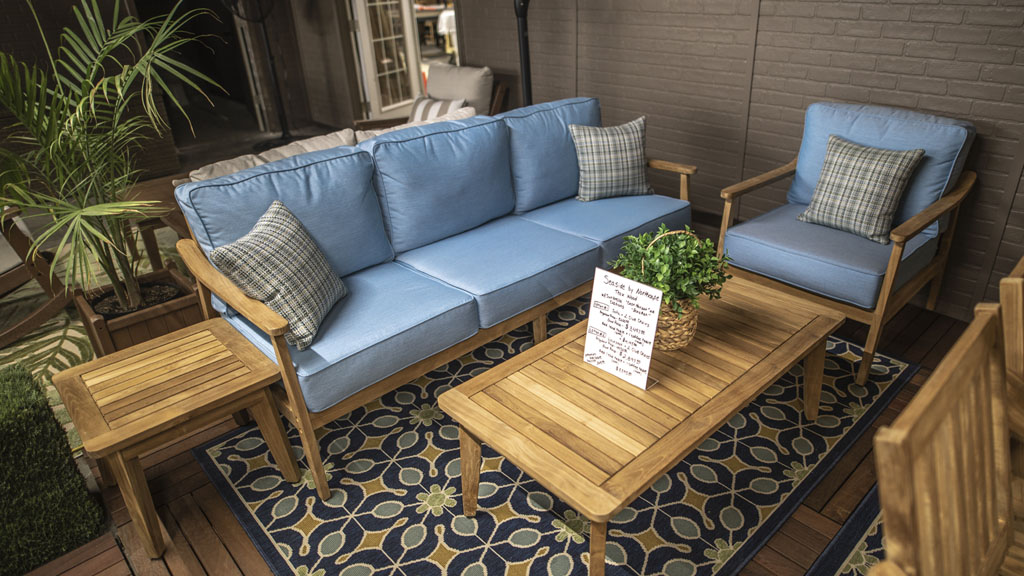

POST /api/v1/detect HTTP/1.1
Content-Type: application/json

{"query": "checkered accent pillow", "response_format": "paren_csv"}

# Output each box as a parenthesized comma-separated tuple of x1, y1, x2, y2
(570, 116, 652, 201)
(210, 201, 347, 350)
(408, 96, 467, 122)
(798, 135, 925, 244)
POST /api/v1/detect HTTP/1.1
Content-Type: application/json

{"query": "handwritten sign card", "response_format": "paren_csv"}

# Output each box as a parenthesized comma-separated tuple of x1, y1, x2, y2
(583, 268, 662, 389)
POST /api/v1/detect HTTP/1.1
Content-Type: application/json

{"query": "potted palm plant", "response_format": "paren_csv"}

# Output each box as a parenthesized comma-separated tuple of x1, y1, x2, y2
(0, 1, 218, 355)
(612, 224, 731, 350)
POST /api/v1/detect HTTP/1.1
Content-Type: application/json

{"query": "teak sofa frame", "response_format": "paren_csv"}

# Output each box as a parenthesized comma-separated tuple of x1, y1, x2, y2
(717, 157, 977, 387)
(999, 256, 1024, 485)
(177, 159, 696, 499)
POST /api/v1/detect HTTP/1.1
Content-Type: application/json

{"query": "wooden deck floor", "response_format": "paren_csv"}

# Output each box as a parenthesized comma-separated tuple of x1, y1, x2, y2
(28, 304, 973, 576)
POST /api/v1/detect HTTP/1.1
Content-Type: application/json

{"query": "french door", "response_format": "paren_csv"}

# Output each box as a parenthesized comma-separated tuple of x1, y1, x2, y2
(351, 0, 422, 119)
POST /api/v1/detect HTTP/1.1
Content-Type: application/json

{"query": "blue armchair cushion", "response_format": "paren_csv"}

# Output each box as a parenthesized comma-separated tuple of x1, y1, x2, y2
(789, 102, 975, 238)
(225, 261, 478, 414)
(798, 135, 924, 244)
(570, 116, 652, 201)
(397, 216, 600, 328)
(519, 194, 691, 266)
(175, 147, 393, 278)
(498, 97, 601, 213)
(359, 116, 514, 253)
(723, 203, 938, 309)
(211, 201, 347, 350)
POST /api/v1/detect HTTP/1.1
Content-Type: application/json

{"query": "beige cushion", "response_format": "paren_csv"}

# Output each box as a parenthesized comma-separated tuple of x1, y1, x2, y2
(408, 96, 467, 122)
(189, 154, 265, 182)
(258, 129, 356, 163)
(426, 63, 493, 114)
(355, 107, 476, 143)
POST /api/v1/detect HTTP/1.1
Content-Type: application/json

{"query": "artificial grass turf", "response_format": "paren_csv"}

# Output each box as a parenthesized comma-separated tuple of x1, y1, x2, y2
(0, 364, 105, 576)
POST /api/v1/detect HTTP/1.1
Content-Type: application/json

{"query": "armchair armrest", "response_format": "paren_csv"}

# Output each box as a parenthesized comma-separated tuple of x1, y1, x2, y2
(176, 239, 289, 337)
(647, 159, 698, 175)
(889, 170, 976, 244)
(721, 158, 798, 200)
(2, 206, 21, 220)
(353, 117, 408, 131)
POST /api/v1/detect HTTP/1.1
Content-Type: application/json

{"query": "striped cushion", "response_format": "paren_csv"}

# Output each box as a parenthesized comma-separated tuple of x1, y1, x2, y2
(210, 201, 347, 350)
(569, 116, 652, 201)
(408, 97, 467, 122)
(798, 135, 925, 244)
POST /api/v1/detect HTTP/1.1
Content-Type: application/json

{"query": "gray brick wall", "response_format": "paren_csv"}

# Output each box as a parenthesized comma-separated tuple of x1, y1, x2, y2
(459, 0, 1024, 321)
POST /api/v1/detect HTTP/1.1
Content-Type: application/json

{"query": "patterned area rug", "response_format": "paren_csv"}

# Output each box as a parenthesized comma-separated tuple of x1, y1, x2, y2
(195, 299, 916, 576)
(808, 487, 885, 576)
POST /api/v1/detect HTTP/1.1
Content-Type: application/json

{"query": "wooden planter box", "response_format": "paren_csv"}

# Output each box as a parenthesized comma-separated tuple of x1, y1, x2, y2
(74, 267, 204, 357)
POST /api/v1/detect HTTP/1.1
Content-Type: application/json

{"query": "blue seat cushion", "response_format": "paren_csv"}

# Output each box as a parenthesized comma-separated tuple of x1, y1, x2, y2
(397, 217, 600, 328)
(358, 116, 515, 253)
(789, 102, 975, 238)
(497, 98, 601, 214)
(723, 204, 938, 310)
(225, 261, 478, 414)
(519, 195, 691, 266)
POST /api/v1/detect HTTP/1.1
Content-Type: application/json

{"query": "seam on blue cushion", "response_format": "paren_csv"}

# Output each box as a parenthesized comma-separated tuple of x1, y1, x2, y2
(498, 97, 598, 120)
(393, 261, 477, 303)
(185, 148, 374, 252)
(521, 203, 690, 243)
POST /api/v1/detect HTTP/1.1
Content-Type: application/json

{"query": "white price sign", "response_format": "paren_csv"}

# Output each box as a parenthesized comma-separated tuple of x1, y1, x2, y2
(583, 268, 662, 390)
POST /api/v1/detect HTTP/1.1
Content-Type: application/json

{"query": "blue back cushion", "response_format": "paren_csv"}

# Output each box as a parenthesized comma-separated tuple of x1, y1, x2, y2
(359, 116, 514, 253)
(789, 102, 975, 238)
(497, 97, 601, 214)
(175, 147, 393, 278)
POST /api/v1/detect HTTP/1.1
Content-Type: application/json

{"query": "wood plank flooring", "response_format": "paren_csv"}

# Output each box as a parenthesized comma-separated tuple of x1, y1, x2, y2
(38, 305, 977, 576)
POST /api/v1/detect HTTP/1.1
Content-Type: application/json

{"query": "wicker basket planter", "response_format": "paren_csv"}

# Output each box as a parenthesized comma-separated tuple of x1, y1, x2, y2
(654, 300, 698, 351)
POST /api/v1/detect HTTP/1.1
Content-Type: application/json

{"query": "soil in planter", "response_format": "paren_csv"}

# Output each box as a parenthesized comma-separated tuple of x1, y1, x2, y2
(90, 282, 181, 319)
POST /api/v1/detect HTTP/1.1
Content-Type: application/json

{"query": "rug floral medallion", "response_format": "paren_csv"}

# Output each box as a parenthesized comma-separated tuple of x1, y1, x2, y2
(195, 299, 915, 576)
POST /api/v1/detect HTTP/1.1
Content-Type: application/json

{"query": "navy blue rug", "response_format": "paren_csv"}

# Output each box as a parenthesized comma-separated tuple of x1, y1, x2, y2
(194, 299, 915, 576)
(807, 486, 885, 576)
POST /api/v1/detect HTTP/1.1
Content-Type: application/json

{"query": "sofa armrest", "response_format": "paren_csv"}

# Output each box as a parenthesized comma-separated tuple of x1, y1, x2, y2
(889, 170, 975, 244)
(721, 157, 798, 200)
(176, 239, 289, 337)
(866, 562, 909, 576)
(353, 117, 408, 131)
(648, 159, 698, 201)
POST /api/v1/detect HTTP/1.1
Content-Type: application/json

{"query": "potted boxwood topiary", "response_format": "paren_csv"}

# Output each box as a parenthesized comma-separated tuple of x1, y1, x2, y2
(0, 1, 217, 356)
(612, 224, 731, 350)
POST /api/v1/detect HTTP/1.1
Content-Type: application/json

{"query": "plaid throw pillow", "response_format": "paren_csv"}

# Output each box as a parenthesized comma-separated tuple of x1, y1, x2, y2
(408, 96, 467, 122)
(570, 116, 652, 201)
(210, 201, 347, 350)
(798, 135, 925, 244)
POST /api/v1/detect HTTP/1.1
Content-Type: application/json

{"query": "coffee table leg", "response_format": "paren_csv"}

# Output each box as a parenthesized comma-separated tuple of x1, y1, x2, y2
(804, 338, 826, 421)
(459, 426, 481, 517)
(589, 520, 607, 576)
(109, 451, 165, 558)
(250, 389, 301, 483)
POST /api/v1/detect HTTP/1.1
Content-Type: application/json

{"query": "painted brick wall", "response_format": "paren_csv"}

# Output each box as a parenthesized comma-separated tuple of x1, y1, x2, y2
(459, 0, 1024, 321)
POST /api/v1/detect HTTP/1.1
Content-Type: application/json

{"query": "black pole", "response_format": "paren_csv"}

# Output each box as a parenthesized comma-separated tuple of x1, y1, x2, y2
(259, 16, 292, 142)
(514, 0, 532, 106)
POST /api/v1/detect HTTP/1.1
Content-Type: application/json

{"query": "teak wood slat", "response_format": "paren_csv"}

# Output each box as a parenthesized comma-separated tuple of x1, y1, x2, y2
(440, 276, 844, 574)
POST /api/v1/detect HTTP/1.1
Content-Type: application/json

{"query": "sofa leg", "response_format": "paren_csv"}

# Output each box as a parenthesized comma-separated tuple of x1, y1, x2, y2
(297, 420, 331, 500)
(926, 277, 942, 311)
(532, 315, 547, 343)
(856, 319, 884, 386)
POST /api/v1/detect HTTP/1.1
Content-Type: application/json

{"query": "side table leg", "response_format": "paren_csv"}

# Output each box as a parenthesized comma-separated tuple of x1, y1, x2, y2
(459, 426, 481, 517)
(804, 338, 826, 421)
(589, 520, 607, 576)
(250, 389, 301, 483)
(109, 451, 165, 558)
(532, 315, 547, 343)
(96, 456, 117, 488)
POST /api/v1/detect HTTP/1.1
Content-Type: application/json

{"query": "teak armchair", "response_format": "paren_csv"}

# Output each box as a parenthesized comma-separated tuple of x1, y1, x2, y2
(869, 303, 1021, 576)
(718, 103, 976, 386)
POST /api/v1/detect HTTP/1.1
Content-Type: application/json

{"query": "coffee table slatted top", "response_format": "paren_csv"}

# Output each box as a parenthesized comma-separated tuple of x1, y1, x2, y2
(439, 276, 845, 522)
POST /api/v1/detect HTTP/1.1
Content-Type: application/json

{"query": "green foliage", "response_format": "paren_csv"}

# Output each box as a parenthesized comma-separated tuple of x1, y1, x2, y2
(0, 364, 105, 576)
(612, 224, 731, 316)
(0, 0, 218, 311)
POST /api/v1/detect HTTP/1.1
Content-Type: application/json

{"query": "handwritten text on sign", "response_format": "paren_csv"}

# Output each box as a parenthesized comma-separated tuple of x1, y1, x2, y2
(583, 268, 662, 390)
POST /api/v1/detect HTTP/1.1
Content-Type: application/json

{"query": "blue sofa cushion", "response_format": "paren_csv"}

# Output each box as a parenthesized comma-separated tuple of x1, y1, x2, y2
(359, 116, 514, 253)
(397, 217, 600, 328)
(723, 203, 938, 310)
(175, 147, 393, 278)
(497, 97, 601, 214)
(225, 261, 478, 414)
(789, 102, 975, 238)
(519, 195, 691, 266)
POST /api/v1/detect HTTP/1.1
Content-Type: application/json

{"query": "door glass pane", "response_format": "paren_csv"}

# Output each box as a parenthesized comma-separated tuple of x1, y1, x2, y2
(367, 0, 411, 107)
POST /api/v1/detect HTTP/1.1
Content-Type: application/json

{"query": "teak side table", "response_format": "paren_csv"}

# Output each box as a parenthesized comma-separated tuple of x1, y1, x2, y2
(53, 318, 299, 558)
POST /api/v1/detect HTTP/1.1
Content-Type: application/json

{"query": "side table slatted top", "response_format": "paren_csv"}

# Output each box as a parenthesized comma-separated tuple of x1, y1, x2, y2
(55, 319, 280, 457)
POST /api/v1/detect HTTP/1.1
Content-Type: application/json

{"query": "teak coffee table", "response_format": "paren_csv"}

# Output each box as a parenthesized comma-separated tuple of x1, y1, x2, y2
(54, 318, 299, 558)
(438, 276, 845, 574)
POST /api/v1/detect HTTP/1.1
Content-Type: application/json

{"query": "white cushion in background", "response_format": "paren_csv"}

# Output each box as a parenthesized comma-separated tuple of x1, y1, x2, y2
(355, 107, 476, 143)
(187, 128, 358, 182)
(426, 63, 493, 114)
